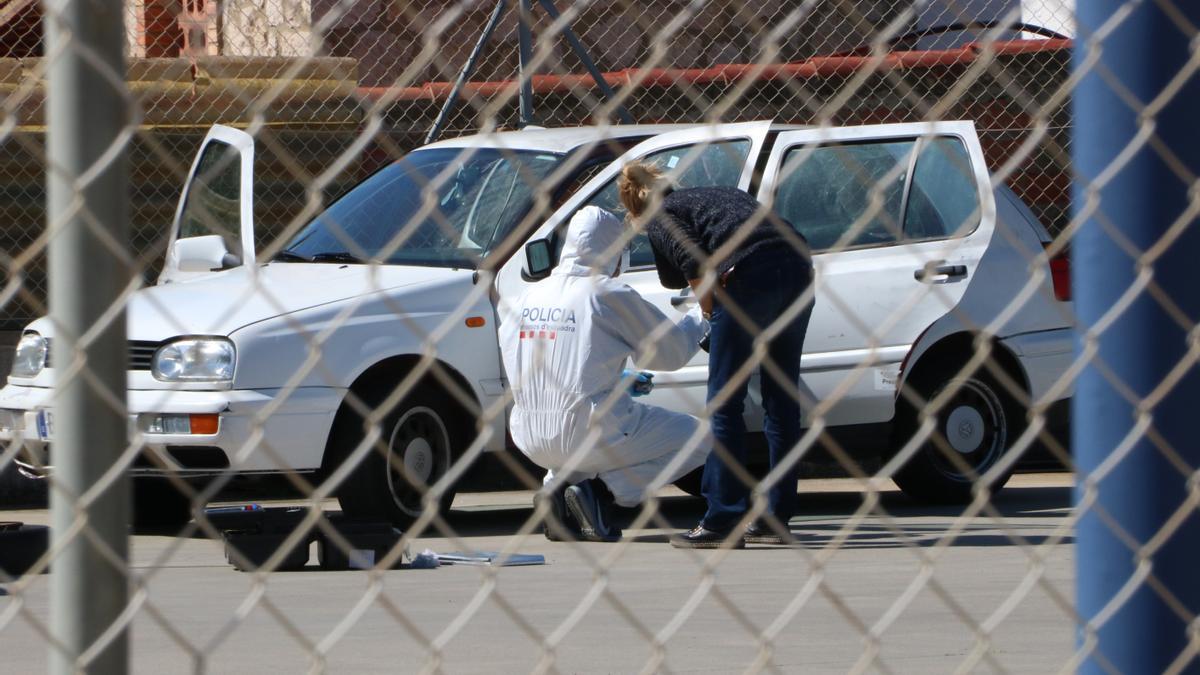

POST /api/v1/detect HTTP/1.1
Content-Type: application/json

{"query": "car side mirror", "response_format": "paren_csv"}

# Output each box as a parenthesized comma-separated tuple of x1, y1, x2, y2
(172, 235, 241, 273)
(523, 238, 553, 281)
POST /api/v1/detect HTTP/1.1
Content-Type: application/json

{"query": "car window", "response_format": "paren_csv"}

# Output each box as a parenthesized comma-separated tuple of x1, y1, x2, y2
(283, 148, 561, 268)
(772, 136, 979, 252)
(463, 157, 541, 248)
(774, 140, 910, 252)
(178, 140, 241, 252)
(571, 140, 751, 268)
(904, 137, 980, 240)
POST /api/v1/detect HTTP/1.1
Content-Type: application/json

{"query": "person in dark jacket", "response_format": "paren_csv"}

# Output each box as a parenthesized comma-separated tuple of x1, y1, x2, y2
(618, 160, 814, 548)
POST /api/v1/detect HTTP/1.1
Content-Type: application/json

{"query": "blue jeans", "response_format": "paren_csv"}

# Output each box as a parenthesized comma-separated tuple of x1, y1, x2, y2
(700, 255, 813, 533)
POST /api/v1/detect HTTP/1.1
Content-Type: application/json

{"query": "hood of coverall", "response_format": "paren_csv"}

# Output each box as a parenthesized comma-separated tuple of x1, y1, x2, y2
(556, 206, 630, 277)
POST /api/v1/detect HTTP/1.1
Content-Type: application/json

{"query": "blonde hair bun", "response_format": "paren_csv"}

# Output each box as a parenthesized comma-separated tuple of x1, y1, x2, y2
(618, 160, 666, 218)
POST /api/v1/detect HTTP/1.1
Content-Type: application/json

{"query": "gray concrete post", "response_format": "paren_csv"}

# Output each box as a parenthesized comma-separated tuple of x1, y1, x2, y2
(44, 0, 131, 672)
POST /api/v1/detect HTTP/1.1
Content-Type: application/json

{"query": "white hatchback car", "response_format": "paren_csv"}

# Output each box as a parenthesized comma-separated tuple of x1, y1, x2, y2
(0, 120, 1073, 525)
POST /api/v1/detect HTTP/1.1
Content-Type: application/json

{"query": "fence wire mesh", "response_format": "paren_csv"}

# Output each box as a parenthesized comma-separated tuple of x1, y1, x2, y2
(0, 0, 1195, 672)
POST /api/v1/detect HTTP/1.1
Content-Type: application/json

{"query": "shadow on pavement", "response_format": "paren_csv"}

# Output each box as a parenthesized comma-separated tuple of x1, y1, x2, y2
(439, 483, 1074, 548)
(134, 481, 1074, 549)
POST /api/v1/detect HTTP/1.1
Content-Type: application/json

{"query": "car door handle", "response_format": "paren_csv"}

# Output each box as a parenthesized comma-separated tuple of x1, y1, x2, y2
(914, 263, 967, 282)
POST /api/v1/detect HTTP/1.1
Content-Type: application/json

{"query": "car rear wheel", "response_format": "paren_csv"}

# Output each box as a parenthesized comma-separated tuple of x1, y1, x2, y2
(335, 389, 460, 528)
(891, 372, 1019, 503)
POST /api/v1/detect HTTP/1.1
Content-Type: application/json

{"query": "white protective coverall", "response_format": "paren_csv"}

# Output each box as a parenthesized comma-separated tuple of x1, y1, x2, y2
(499, 206, 710, 507)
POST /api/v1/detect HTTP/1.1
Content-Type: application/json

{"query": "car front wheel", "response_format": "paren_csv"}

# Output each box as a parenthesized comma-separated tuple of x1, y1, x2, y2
(335, 390, 460, 528)
(0, 522, 49, 576)
(132, 478, 196, 530)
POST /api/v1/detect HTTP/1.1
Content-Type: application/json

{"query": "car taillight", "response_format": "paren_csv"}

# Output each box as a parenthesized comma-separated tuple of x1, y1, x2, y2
(1045, 244, 1071, 302)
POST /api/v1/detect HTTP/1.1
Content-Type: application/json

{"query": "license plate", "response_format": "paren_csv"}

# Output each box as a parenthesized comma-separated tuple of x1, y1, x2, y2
(36, 410, 53, 441)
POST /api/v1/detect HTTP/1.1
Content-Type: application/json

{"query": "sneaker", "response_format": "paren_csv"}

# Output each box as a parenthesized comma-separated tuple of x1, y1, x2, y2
(564, 479, 621, 542)
(534, 486, 578, 542)
(743, 521, 794, 546)
(670, 524, 745, 549)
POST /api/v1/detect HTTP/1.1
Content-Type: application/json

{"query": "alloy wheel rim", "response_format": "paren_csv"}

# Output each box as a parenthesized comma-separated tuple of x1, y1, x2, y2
(385, 406, 449, 515)
(933, 379, 1006, 483)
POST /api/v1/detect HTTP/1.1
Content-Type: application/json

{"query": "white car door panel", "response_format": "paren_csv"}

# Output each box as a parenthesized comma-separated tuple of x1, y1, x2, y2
(759, 121, 994, 427)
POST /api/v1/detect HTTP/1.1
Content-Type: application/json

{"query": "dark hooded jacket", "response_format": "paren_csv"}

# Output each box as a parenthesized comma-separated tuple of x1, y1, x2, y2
(644, 186, 810, 289)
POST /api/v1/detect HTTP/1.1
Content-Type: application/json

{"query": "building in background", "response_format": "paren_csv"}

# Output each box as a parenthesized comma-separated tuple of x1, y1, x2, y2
(913, 0, 1074, 48)
(1, 1, 1074, 84)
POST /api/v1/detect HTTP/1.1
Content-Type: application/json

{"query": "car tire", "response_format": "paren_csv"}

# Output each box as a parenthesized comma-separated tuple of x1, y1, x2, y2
(891, 371, 1020, 504)
(0, 522, 49, 576)
(132, 478, 197, 530)
(0, 463, 47, 508)
(335, 389, 461, 529)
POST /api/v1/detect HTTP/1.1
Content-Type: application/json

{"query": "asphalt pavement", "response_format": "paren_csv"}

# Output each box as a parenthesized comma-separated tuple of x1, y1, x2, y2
(0, 473, 1075, 673)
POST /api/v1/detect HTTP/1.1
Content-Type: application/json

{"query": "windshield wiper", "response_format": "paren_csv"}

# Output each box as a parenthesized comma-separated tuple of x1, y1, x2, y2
(272, 250, 312, 263)
(309, 251, 368, 264)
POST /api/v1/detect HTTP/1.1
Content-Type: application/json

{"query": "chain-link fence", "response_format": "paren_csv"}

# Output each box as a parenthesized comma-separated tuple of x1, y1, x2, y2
(2, 0, 1198, 672)
(0, 0, 1076, 330)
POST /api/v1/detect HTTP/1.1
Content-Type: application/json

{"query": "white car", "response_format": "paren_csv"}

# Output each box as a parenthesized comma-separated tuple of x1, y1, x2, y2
(0, 120, 1073, 525)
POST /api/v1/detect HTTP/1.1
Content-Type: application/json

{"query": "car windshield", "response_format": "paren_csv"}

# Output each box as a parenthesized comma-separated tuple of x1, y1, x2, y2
(280, 148, 562, 268)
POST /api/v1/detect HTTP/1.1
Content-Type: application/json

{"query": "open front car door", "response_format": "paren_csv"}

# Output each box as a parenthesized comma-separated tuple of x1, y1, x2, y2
(159, 124, 256, 284)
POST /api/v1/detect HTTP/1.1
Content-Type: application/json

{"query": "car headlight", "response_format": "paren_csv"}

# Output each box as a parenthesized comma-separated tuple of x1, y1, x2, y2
(11, 332, 47, 378)
(152, 338, 235, 383)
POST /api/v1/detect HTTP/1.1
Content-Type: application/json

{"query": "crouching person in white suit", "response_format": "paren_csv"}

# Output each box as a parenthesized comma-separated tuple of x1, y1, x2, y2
(500, 206, 710, 541)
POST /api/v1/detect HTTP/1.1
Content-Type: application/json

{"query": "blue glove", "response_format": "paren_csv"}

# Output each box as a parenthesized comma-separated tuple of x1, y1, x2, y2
(622, 369, 654, 397)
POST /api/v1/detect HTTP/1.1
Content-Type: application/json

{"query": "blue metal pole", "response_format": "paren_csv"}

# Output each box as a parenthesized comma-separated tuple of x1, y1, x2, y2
(1073, 3, 1200, 674)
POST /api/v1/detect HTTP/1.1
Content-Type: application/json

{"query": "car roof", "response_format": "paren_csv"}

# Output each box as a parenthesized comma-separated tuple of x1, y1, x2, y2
(422, 123, 797, 154)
